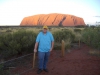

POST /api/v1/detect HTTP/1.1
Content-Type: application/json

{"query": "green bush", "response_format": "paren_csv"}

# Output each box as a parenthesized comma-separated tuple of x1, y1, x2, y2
(81, 27, 100, 50)
(0, 63, 10, 75)
(0, 30, 37, 58)
(74, 29, 82, 33)
(73, 33, 82, 43)
(6, 30, 12, 32)
(53, 30, 75, 43)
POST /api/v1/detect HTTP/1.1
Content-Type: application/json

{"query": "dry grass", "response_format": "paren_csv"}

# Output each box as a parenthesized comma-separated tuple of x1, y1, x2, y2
(89, 49, 100, 56)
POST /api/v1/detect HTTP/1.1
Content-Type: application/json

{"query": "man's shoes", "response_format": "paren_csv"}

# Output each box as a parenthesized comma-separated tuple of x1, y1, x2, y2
(37, 69, 42, 74)
(43, 69, 49, 72)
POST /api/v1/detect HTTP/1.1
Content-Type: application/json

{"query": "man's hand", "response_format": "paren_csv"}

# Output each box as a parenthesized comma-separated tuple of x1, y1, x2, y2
(34, 42, 38, 53)
(50, 48, 52, 52)
(50, 42, 54, 52)
(34, 49, 37, 53)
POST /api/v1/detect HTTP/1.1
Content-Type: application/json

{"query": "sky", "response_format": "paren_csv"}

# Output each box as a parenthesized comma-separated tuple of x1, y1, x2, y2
(0, 0, 100, 26)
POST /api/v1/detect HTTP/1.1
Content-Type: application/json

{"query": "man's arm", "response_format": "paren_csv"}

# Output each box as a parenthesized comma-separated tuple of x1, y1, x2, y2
(34, 32, 41, 52)
(34, 42, 38, 52)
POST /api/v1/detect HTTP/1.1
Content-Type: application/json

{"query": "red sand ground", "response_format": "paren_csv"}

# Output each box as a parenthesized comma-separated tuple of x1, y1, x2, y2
(21, 44, 100, 75)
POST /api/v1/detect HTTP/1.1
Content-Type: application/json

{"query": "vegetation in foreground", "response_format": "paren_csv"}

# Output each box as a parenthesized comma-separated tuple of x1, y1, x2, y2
(0, 26, 100, 60)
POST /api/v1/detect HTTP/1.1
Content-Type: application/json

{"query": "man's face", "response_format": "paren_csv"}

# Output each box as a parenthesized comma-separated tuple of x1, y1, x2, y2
(43, 28, 47, 33)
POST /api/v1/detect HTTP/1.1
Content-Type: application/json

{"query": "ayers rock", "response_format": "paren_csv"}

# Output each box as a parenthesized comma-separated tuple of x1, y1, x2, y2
(20, 13, 85, 26)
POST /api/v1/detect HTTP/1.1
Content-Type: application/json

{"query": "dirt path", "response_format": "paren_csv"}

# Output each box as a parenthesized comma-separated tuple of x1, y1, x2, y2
(22, 44, 100, 75)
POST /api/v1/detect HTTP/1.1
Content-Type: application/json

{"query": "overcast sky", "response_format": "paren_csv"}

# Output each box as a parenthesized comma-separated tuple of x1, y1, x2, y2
(0, 0, 100, 25)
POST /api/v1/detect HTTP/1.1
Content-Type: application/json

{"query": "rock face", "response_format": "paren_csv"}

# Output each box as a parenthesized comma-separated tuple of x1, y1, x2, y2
(20, 13, 85, 26)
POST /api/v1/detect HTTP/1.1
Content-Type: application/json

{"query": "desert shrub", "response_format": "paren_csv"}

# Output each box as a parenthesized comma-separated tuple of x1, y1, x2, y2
(0, 63, 10, 75)
(81, 27, 100, 50)
(73, 33, 82, 43)
(53, 30, 75, 43)
(0, 30, 37, 58)
(61, 28, 69, 31)
(0, 33, 18, 58)
(13, 30, 37, 52)
(53, 29, 75, 50)
(6, 30, 12, 32)
(74, 29, 82, 33)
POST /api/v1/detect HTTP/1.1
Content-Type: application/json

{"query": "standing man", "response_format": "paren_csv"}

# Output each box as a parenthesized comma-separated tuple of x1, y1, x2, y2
(34, 25, 54, 74)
